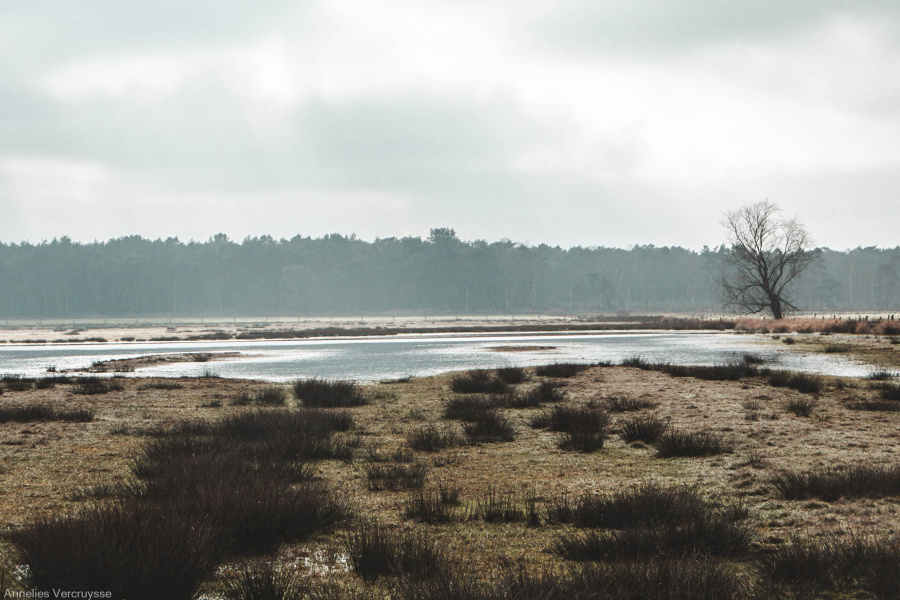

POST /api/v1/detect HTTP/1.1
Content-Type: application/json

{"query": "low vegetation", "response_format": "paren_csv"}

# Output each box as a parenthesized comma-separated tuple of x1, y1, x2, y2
(0, 402, 93, 423)
(4, 346, 899, 598)
(293, 378, 367, 407)
(653, 429, 732, 457)
(772, 463, 900, 501)
(448, 370, 509, 394)
(534, 362, 591, 378)
(617, 414, 668, 444)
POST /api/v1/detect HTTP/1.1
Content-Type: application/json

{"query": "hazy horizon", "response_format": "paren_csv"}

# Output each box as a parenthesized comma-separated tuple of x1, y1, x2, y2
(0, 228, 897, 253)
(2, 2, 898, 250)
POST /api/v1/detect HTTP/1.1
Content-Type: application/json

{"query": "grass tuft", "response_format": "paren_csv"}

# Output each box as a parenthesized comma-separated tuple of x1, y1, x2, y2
(653, 429, 732, 458)
(0, 403, 93, 424)
(603, 395, 658, 412)
(348, 522, 445, 582)
(534, 363, 590, 378)
(406, 424, 462, 452)
(365, 462, 429, 491)
(772, 463, 900, 501)
(293, 378, 367, 408)
(784, 396, 817, 417)
(448, 370, 509, 394)
(463, 410, 516, 444)
(618, 414, 668, 444)
(495, 366, 527, 384)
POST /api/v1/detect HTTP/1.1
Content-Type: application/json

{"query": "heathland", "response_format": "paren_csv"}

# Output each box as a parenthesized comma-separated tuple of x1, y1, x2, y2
(0, 320, 899, 598)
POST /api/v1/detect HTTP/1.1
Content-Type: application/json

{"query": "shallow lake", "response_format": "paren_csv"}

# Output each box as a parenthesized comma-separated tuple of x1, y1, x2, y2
(0, 331, 877, 381)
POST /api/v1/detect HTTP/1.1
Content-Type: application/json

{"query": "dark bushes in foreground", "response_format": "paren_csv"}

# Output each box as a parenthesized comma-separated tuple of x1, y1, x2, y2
(875, 382, 900, 401)
(784, 397, 817, 417)
(555, 518, 753, 561)
(0, 403, 93, 423)
(406, 424, 462, 452)
(442, 395, 497, 421)
(514, 381, 566, 406)
(653, 429, 732, 457)
(530, 405, 609, 453)
(397, 559, 745, 600)
(8, 501, 220, 600)
(72, 376, 123, 395)
(495, 366, 527, 384)
(767, 371, 824, 394)
(604, 395, 658, 412)
(222, 561, 312, 600)
(772, 463, 900, 501)
(534, 363, 590, 378)
(348, 522, 445, 582)
(293, 378, 367, 408)
(547, 484, 716, 529)
(232, 386, 288, 407)
(550, 485, 752, 562)
(403, 489, 459, 523)
(448, 370, 509, 394)
(618, 415, 668, 444)
(761, 535, 900, 599)
(463, 410, 516, 443)
(365, 462, 429, 491)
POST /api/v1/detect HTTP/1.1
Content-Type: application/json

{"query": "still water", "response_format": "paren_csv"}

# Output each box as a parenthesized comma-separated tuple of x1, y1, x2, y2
(0, 331, 877, 382)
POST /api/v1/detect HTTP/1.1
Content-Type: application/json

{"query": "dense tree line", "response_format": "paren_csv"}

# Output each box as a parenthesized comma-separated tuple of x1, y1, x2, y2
(0, 229, 896, 318)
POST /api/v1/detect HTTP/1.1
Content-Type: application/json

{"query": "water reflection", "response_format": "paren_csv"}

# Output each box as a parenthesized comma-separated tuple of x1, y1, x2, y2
(0, 331, 875, 381)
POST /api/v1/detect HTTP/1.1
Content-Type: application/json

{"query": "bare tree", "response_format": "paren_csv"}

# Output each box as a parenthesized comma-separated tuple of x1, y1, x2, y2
(720, 200, 818, 319)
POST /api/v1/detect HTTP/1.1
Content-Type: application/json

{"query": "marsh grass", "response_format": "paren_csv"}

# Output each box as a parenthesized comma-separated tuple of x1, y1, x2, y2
(772, 463, 900, 501)
(222, 561, 311, 600)
(348, 522, 445, 582)
(8, 501, 221, 600)
(873, 382, 900, 401)
(761, 535, 900, 599)
(516, 381, 566, 406)
(72, 376, 123, 395)
(847, 399, 900, 412)
(406, 424, 462, 452)
(0, 403, 93, 424)
(603, 395, 658, 412)
(442, 395, 497, 421)
(555, 518, 753, 561)
(293, 378, 367, 408)
(653, 429, 732, 457)
(397, 560, 745, 600)
(365, 462, 429, 491)
(233, 386, 288, 407)
(495, 366, 527, 384)
(549, 485, 752, 562)
(767, 371, 824, 394)
(448, 370, 509, 394)
(529, 405, 609, 453)
(617, 414, 668, 444)
(463, 410, 516, 444)
(865, 368, 897, 381)
(403, 490, 459, 523)
(534, 363, 590, 378)
(784, 397, 818, 417)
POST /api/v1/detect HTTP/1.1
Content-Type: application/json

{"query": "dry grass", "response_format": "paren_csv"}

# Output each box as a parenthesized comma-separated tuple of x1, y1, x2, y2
(2, 356, 900, 597)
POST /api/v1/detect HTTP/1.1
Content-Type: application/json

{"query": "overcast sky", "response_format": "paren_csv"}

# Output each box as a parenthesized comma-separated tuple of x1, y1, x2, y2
(1, 1, 898, 250)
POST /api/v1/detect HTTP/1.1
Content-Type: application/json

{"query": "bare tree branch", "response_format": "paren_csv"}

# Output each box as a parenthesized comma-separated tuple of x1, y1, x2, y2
(720, 200, 819, 319)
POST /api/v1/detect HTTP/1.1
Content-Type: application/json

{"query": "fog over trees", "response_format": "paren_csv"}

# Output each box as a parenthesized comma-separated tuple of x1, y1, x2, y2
(0, 229, 896, 319)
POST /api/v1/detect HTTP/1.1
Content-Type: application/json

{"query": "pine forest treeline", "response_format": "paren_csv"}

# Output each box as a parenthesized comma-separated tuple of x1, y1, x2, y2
(0, 229, 897, 319)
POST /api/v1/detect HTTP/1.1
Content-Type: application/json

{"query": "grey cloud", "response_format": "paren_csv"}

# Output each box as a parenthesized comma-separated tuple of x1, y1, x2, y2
(537, 1, 900, 54)
(0, 1, 306, 74)
(1, 73, 535, 203)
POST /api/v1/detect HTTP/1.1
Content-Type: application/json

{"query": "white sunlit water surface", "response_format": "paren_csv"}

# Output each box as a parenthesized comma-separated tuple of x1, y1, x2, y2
(0, 331, 881, 382)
